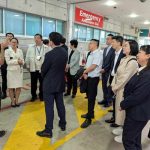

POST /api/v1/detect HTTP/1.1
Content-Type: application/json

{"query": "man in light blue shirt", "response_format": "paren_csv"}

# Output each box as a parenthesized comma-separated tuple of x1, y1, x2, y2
(81, 39, 103, 128)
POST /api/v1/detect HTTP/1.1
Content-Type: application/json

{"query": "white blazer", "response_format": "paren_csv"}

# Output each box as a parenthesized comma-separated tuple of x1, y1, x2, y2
(25, 44, 49, 72)
(5, 47, 24, 71)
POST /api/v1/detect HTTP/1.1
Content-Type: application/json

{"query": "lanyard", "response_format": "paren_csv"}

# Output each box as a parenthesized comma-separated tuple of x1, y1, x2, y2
(35, 45, 43, 56)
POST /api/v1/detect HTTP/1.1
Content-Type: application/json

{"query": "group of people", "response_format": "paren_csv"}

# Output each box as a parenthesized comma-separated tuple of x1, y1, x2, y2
(98, 34, 150, 149)
(0, 31, 150, 150)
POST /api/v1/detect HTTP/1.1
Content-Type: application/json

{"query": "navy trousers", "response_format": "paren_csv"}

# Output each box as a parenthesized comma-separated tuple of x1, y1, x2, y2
(101, 72, 109, 102)
(44, 92, 66, 132)
(123, 116, 148, 150)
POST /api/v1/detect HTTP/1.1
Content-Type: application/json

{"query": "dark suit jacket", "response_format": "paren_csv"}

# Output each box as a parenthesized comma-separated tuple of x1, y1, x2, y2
(61, 44, 68, 53)
(110, 49, 125, 74)
(102, 47, 115, 72)
(41, 47, 68, 95)
(121, 68, 150, 121)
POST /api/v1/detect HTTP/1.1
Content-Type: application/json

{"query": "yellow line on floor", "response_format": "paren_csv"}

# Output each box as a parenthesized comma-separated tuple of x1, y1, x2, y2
(3, 83, 109, 150)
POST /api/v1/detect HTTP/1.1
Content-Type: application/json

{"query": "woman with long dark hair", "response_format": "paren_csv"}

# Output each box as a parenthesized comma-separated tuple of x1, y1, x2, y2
(121, 45, 150, 150)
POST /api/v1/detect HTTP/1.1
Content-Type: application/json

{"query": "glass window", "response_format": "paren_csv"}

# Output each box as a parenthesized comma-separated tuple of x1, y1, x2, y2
(0, 9, 2, 33)
(56, 20, 64, 35)
(43, 18, 55, 37)
(100, 30, 106, 44)
(74, 24, 78, 39)
(86, 27, 94, 41)
(78, 25, 86, 41)
(26, 14, 42, 36)
(5, 10, 24, 35)
(93, 29, 100, 40)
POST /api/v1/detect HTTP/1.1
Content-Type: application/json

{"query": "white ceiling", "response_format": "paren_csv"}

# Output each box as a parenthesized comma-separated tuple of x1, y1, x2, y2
(67, 0, 150, 28)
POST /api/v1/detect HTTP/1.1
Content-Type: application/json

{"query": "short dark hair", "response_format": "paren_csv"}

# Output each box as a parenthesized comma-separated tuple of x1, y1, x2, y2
(126, 39, 139, 56)
(91, 39, 99, 47)
(6, 32, 14, 38)
(10, 37, 19, 44)
(112, 36, 124, 46)
(49, 32, 62, 46)
(70, 39, 78, 48)
(107, 34, 114, 38)
(43, 39, 49, 45)
(34, 33, 42, 39)
(140, 45, 150, 69)
(61, 37, 66, 44)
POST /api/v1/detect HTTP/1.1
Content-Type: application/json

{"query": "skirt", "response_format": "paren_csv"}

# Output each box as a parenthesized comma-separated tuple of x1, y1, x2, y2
(7, 70, 23, 88)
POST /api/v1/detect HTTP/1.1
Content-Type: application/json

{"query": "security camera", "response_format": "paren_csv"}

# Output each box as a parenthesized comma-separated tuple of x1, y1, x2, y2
(139, 0, 147, 2)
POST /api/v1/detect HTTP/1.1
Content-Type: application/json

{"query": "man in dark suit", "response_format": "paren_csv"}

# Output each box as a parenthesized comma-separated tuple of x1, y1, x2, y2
(105, 36, 125, 127)
(36, 32, 68, 138)
(61, 37, 68, 53)
(98, 34, 115, 107)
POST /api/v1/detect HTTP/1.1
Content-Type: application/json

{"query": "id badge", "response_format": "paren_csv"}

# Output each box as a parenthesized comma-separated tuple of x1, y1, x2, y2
(36, 56, 41, 61)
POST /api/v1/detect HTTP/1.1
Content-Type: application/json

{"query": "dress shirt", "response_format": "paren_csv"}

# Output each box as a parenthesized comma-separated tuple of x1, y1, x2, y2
(111, 49, 122, 76)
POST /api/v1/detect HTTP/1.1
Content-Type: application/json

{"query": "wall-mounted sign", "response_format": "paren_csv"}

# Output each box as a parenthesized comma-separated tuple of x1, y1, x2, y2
(140, 29, 150, 37)
(75, 7, 104, 28)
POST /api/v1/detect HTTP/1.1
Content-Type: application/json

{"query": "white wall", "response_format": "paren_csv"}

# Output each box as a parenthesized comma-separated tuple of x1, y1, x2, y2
(0, 0, 67, 21)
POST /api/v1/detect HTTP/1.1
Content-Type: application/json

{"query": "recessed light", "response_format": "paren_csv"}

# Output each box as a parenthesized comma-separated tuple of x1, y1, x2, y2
(129, 13, 139, 18)
(14, 14, 19, 17)
(105, 0, 117, 6)
(48, 20, 53, 23)
(144, 20, 150, 25)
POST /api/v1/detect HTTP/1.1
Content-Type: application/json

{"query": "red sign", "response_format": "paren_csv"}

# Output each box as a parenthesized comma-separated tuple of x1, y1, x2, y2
(75, 7, 103, 28)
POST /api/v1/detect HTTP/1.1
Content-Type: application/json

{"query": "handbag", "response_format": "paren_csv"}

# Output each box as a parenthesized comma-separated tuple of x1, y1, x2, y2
(80, 78, 88, 93)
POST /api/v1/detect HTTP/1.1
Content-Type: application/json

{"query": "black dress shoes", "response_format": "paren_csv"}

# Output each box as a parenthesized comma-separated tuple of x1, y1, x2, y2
(98, 100, 107, 105)
(72, 95, 76, 98)
(1, 93, 7, 99)
(103, 103, 112, 108)
(108, 110, 113, 112)
(31, 96, 37, 102)
(64, 93, 70, 96)
(105, 118, 115, 123)
(36, 129, 52, 138)
(148, 129, 150, 138)
(0, 130, 6, 137)
(81, 113, 94, 119)
(58, 125, 66, 131)
(110, 123, 120, 128)
(81, 119, 91, 128)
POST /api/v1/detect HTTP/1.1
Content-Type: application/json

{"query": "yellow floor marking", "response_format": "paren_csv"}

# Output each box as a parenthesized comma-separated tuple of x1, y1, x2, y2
(3, 83, 110, 150)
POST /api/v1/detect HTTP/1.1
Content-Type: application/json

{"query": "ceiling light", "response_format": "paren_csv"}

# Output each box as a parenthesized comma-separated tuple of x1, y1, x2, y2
(14, 14, 19, 17)
(129, 13, 139, 18)
(105, 0, 117, 6)
(48, 20, 53, 23)
(144, 20, 150, 25)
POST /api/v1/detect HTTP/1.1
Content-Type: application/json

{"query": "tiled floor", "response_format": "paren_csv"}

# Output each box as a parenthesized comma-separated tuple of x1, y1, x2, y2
(0, 78, 150, 150)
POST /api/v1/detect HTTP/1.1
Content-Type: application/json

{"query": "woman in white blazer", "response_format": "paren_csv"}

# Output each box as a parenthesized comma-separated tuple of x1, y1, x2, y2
(5, 38, 24, 107)
(111, 39, 139, 143)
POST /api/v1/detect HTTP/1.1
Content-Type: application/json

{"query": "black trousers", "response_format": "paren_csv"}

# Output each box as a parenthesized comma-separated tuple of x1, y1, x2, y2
(108, 75, 116, 119)
(123, 116, 148, 150)
(102, 72, 109, 101)
(66, 72, 77, 95)
(44, 92, 66, 132)
(87, 77, 99, 119)
(1, 67, 7, 95)
(30, 71, 43, 99)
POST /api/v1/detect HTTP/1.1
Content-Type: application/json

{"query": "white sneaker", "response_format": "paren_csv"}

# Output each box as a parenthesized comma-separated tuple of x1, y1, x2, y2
(112, 127, 123, 136)
(114, 135, 123, 143)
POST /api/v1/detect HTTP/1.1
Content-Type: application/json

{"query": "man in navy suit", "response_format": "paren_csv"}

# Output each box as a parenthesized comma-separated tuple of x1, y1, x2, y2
(105, 36, 125, 127)
(98, 34, 115, 107)
(36, 32, 68, 138)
